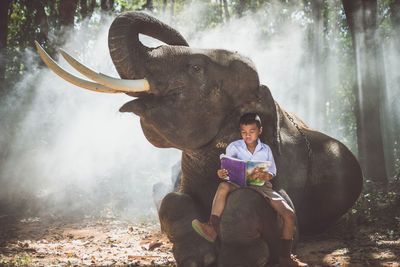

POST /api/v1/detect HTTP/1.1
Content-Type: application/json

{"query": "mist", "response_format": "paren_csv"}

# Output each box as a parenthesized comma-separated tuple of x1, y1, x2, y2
(178, 1, 358, 146)
(1, 1, 398, 221)
(0, 16, 182, 221)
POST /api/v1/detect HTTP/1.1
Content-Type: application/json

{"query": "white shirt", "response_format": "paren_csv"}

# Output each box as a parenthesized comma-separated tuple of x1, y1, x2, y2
(225, 138, 277, 176)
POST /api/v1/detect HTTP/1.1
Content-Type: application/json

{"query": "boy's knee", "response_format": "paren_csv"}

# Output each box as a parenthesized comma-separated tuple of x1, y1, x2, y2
(218, 182, 234, 193)
(282, 208, 295, 222)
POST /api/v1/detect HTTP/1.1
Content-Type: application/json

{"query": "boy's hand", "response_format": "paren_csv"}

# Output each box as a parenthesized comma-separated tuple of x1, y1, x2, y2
(217, 169, 228, 179)
(253, 171, 273, 182)
(261, 172, 273, 181)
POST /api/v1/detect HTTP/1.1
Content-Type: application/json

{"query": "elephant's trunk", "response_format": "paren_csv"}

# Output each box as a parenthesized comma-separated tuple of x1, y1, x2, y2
(108, 11, 189, 80)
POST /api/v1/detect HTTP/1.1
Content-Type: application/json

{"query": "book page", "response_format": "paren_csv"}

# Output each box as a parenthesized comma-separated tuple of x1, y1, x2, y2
(246, 161, 272, 186)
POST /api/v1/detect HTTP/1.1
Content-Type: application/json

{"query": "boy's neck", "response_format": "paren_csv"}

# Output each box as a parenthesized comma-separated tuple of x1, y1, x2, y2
(246, 140, 258, 154)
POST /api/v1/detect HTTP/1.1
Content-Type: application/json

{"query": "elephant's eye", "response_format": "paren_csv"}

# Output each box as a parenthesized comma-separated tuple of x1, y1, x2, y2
(192, 65, 201, 72)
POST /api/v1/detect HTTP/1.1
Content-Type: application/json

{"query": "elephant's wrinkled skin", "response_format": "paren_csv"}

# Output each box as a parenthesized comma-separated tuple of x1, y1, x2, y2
(43, 11, 362, 266)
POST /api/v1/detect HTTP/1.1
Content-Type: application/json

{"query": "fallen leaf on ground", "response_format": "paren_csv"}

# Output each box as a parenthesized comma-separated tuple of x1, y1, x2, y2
(128, 255, 161, 259)
(148, 241, 163, 251)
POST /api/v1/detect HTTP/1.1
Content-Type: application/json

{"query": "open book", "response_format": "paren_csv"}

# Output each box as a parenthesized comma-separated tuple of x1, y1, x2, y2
(220, 154, 272, 187)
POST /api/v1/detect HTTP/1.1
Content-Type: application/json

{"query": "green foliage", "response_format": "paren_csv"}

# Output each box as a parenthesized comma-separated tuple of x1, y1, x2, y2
(378, 0, 398, 41)
(115, 0, 147, 12)
(0, 254, 30, 266)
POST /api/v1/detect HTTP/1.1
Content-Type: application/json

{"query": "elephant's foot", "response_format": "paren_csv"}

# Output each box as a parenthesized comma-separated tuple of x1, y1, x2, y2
(159, 192, 217, 267)
(218, 238, 269, 267)
(173, 233, 217, 267)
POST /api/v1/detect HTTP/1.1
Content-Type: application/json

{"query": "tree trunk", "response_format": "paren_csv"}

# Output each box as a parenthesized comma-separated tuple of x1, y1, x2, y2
(342, 0, 388, 184)
(47, 0, 58, 31)
(218, 0, 223, 23)
(309, 0, 327, 131)
(80, 0, 97, 21)
(33, 0, 49, 44)
(88, 0, 96, 18)
(101, 0, 114, 12)
(80, 0, 88, 18)
(23, 0, 37, 49)
(163, 0, 167, 13)
(390, 0, 400, 43)
(56, 0, 78, 47)
(223, 0, 230, 22)
(143, 0, 154, 11)
(236, 0, 246, 17)
(170, 0, 175, 17)
(100, 0, 114, 23)
(383, 0, 400, 177)
(59, 0, 79, 27)
(0, 0, 11, 93)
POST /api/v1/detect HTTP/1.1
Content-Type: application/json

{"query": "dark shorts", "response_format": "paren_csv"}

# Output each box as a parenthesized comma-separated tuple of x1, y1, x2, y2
(227, 181, 285, 202)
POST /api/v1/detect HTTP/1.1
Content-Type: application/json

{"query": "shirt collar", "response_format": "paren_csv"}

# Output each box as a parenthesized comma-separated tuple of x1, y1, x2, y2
(254, 138, 263, 153)
(240, 138, 263, 154)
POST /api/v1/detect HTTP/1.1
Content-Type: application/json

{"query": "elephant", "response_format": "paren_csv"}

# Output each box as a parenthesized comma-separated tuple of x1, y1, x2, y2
(35, 11, 363, 267)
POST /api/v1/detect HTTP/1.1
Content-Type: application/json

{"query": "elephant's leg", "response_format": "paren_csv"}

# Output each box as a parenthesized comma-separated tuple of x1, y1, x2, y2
(159, 192, 216, 267)
(218, 239, 270, 267)
(217, 189, 284, 267)
(294, 141, 363, 233)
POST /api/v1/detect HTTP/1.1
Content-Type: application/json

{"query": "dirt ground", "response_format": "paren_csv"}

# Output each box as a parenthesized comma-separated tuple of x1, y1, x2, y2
(0, 213, 399, 266)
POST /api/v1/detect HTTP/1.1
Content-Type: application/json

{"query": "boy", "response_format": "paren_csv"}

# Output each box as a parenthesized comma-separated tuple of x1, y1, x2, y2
(192, 113, 307, 267)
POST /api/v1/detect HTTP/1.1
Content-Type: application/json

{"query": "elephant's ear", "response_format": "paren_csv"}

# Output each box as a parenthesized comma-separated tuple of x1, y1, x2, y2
(226, 57, 260, 108)
(219, 55, 280, 154)
(238, 84, 281, 156)
(259, 85, 280, 156)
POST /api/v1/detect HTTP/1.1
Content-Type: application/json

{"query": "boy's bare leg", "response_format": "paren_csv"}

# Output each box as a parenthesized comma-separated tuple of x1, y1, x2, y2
(268, 199, 295, 239)
(269, 198, 308, 266)
(211, 182, 237, 217)
(192, 182, 236, 242)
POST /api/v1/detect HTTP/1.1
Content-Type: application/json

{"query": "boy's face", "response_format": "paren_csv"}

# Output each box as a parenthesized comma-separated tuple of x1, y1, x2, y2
(240, 123, 262, 146)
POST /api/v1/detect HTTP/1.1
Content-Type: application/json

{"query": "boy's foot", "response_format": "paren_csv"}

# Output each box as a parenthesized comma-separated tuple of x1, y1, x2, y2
(192, 219, 217, 243)
(279, 255, 308, 267)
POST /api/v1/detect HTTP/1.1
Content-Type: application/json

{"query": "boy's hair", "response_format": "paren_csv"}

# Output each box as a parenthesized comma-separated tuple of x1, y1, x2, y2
(239, 113, 262, 129)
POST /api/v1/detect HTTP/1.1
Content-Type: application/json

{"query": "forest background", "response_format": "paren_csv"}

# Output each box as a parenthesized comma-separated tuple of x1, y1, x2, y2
(0, 0, 399, 242)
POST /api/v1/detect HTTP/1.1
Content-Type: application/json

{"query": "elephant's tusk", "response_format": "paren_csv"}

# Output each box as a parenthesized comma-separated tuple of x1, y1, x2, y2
(35, 41, 122, 94)
(59, 49, 150, 93)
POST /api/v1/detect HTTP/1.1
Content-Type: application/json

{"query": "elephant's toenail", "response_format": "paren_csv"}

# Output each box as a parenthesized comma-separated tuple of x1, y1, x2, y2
(204, 252, 216, 265)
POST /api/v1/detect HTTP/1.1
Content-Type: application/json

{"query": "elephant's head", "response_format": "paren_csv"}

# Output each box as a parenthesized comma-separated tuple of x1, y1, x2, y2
(36, 11, 277, 151)
(108, 12, 266, 150)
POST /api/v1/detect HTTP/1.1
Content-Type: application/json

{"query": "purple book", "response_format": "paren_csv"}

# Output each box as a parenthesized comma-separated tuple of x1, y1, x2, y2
(220, 154, 272, 187)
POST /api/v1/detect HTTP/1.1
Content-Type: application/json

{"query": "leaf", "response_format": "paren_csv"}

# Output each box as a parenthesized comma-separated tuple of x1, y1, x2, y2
(128, 255, 161, 259)
(148, 241, 163, 251)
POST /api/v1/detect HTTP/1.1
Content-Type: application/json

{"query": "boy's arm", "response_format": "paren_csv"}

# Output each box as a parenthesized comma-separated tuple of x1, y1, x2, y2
(225, 143, 239, 158)
(264, 172, 274, 181)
